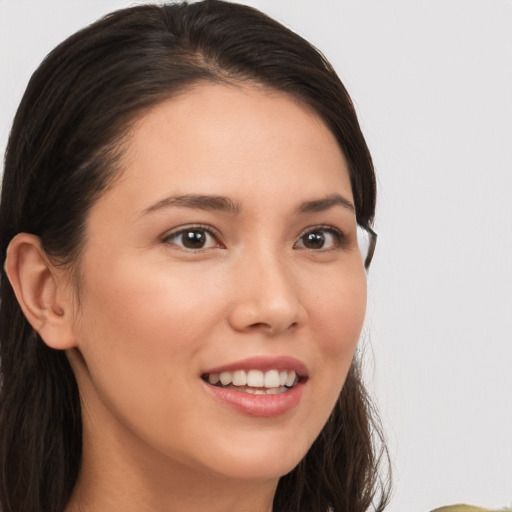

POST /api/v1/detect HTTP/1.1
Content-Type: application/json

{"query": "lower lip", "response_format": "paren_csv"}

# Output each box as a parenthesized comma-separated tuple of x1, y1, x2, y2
(202, 381, 305, 418)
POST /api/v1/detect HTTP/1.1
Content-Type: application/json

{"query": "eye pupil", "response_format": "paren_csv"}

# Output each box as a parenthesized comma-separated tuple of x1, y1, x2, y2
(183, 230, 206, 249)
(303, 231, 325, 249)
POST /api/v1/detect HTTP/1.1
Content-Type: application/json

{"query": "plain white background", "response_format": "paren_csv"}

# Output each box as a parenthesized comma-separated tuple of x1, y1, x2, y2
(1, 1, 511, 511)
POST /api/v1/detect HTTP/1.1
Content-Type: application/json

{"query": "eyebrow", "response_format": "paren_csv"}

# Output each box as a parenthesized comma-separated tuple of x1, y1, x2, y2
(297, 194, 355, 214)
(142, 194, 242, 216)
(141, 192, 354, 217)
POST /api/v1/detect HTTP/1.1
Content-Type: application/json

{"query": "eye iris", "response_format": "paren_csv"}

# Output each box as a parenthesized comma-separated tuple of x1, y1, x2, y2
(183, 230, 206, 249)
(303, 231, 325, 249)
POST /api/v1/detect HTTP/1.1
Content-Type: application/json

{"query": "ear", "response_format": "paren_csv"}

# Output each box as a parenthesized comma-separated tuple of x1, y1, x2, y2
(4, 233, 77, 350)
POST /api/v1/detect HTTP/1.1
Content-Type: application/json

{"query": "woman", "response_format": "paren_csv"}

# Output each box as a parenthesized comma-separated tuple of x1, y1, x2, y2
(0, 1, 389, 511)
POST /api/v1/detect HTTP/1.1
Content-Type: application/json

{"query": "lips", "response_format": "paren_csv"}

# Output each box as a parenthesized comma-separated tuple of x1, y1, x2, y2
(201, 356, 308, 417)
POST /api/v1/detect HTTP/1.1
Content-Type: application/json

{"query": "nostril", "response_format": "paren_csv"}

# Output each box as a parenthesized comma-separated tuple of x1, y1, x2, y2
(248, 322, 269, 330)
(247, 320, 298, 334)
(226, 289, 304, 335)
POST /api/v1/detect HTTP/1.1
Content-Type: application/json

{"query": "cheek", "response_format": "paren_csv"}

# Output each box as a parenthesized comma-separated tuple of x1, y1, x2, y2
(70, 263, 228, 456)
(310, 269, 367, 361)
(71, 259, 224, 411)
(78, 256, 224, 352)
(305, 267, 367, 428)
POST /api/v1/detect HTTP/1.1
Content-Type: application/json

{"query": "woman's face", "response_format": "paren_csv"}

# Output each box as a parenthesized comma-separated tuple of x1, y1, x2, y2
(67, 83, 367, 484)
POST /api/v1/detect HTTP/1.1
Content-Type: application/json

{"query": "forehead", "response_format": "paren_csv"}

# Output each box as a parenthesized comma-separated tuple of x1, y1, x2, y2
(99, 83, 353, 216)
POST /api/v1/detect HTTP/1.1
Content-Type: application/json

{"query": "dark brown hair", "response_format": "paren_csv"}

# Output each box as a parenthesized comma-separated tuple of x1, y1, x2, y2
(0, 2, 390, 511)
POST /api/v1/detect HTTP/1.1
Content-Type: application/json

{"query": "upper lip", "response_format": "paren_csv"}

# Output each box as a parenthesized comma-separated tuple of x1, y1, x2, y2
(202, 355, 308, 377)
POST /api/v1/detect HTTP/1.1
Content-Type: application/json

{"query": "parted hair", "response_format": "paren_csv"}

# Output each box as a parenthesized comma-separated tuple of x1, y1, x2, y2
(0, 1, 390, 511)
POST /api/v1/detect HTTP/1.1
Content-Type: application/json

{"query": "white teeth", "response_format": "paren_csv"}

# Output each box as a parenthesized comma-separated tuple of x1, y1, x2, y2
(235, 385, 288, 395)
(206, 369, 300, 390)
(219, 372, 232, 386)
(264, 369, 281, 388)
(247, 369, 264, 387)
(285, 371, 296, 388)
(208, 373, 220, 385)
(232, 370, 247, 386)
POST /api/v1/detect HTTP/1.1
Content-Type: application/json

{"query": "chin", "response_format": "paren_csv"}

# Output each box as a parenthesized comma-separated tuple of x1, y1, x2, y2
(195, 434, 310, 482)
(212, 458, 300, 483)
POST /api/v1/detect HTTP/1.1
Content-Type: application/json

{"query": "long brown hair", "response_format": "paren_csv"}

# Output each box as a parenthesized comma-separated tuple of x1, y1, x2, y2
(0, 2, 390, 511)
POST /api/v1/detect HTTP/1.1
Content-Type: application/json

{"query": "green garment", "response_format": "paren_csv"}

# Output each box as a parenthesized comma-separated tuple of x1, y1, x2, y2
(431, 506, 512, 512)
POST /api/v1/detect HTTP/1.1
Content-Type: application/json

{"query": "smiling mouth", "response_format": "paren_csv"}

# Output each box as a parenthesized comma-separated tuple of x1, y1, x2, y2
(201, 369, 303, 395)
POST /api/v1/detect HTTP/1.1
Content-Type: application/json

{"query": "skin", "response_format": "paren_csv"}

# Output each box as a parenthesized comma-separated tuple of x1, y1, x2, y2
(7, 83, 368, 512)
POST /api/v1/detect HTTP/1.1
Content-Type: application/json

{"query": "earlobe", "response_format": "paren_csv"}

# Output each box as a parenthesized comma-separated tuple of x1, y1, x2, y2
(4, 233, 76, 350)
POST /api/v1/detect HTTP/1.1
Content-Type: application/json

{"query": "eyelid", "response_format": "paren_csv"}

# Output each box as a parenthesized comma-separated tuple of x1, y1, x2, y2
(161, 224, 225, 249)
(294, 224, 347, 250)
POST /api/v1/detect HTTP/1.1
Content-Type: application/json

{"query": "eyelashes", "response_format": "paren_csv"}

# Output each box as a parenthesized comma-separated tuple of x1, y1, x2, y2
(162, 224, 347, 252)
(162, 225, 224, 250)
(294, 226, 346, 251)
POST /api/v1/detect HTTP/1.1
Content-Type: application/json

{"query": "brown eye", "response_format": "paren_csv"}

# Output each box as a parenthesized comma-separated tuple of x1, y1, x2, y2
(164, 228, 219, 250)
(302, 231, 326, 249)
(295, 228, 343, 251)
(182, 230, 208, 249)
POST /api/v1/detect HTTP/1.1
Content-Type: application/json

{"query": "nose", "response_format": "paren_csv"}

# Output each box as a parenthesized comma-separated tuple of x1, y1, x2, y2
(227, 250, 305, 336)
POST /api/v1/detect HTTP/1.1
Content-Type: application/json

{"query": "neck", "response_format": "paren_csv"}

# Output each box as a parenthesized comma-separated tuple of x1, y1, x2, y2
(68, 473, 276, 512)
(66, 408, 278, 512)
